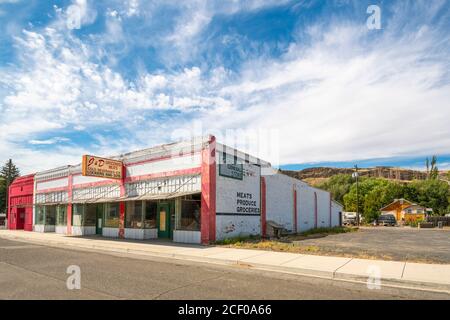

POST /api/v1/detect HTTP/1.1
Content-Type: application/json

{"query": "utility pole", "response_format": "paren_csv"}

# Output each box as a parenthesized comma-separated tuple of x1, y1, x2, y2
(353, 165, 360, 226)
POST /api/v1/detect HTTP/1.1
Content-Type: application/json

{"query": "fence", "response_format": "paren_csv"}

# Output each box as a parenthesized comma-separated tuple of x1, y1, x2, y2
(426, 216, 450, 227)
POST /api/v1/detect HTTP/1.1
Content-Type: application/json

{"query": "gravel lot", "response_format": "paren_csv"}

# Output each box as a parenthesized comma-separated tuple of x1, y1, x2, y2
(293, 227, 450, 263)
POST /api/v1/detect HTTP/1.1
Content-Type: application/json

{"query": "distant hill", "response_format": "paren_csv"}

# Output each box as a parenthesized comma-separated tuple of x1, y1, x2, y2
(280, 166, 430, 186)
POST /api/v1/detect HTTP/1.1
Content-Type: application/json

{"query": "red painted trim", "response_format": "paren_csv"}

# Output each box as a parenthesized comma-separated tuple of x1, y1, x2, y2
(124, 167, 201, 183)
(7, 184, 11, 228)
(261, 177, 267, 237)
(293, 187, 297, 233)
(118, 165, 126, 239)
(329, 193, 332, 227)
(314, 192, 318, 229)
(200, 136, 216, 245)
(209, 139, 216, 243)
(35, 186, 68, 194)
(67, 175, 73, 235)
(125, 150, 201, 167)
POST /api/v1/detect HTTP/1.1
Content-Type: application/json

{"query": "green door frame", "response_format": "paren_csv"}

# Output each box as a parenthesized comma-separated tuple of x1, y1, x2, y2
(157, 202, 172, 238)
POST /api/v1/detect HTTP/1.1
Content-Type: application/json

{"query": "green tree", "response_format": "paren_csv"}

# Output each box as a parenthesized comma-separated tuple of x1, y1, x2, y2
(0, 159, 21, 214)
(426, 155, 439, 180)
(316, 174, 353, 204)
(343, 178, 404, 222)
(408, 179, 449, 215)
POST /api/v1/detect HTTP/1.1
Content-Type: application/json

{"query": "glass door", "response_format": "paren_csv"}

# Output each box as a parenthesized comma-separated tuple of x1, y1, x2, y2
(157, 203, 170, 238)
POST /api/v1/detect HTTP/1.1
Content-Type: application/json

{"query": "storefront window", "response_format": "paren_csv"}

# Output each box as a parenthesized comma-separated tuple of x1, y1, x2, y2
(45, 205, 56, 225)
(177, 199, 201, 231)
(56, 205, 67, 226)
(144, 201, 157, 229)
(73, 204, 97, 226)
(36, 206, 45, 225)
(126, 201, 143, 229)
(85, 204, 97, 227)
(73, 204, 84, 226)
(104, 202, 120, 228)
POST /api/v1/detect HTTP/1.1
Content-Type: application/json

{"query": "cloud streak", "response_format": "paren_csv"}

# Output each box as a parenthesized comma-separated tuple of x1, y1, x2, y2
(0, 0, 449, 173)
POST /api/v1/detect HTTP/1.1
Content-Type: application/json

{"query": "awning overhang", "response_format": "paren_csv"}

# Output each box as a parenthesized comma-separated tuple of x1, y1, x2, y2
(70, 190, 200, 204)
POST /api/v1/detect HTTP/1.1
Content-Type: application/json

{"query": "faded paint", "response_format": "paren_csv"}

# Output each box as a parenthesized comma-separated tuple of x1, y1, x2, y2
(215, 161, 261, 240)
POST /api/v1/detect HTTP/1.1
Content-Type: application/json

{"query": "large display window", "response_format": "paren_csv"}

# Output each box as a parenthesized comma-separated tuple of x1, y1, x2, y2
(144, 201, 157, 229)
(56, 205, 67, 226)
(126, 201, 143, 228)
(104, 202, 120, 228)
(73, 204, 96, 226)
(44, 205, 56, 225)
(176, 194, 201, 231)
(35, 206, 45, 225)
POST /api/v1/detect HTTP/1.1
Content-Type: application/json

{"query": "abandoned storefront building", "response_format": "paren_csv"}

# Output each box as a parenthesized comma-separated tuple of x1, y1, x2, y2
(7, 135, 342, 244)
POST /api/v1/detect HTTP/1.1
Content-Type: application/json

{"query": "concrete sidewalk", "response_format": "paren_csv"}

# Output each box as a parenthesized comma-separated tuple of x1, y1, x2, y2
(1, 230, 449, 294)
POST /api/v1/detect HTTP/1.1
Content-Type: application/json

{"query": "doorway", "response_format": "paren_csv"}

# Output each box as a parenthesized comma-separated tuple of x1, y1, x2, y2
(157, 203, 171, 238)
(16, 208, 25, 229)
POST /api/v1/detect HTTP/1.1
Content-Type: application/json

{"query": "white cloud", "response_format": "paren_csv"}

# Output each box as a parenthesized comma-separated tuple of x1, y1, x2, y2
(1, 0, 449, 173)
(29, 137, 70, 145)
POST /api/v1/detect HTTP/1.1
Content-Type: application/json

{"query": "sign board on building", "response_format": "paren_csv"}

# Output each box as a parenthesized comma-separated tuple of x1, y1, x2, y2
(219, 164, 243, 180)
(81, 155, 123, 180)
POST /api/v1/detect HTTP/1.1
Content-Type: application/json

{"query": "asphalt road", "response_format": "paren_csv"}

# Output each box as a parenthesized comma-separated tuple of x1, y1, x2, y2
(294, 227, 450, 263)
(0, 238, 448, 299)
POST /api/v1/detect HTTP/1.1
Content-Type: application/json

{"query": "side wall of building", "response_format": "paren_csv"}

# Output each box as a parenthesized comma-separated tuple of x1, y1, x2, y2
(215, 163, 261, 240)
(264, 172, 336, 233)
(331, 201, 343, 227)
(265, 173, 296, 232)
(296, 182, 316, 232)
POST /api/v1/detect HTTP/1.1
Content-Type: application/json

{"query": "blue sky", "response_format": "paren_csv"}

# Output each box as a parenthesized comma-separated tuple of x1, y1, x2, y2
(0, 0, 449, 174)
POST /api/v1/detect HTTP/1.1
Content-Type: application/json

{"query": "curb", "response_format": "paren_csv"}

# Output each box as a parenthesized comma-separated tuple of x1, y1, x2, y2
(1, 234, 449, 294)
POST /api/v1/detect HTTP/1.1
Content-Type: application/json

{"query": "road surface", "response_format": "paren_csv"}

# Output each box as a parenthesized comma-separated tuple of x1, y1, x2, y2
(0, 238, 448, 299)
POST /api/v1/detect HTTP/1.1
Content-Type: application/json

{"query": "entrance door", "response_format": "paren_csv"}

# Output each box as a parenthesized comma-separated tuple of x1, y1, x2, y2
(17, 208, 25, 229)
(96, 204, 103, 235)
(157, 203, 171, 238)
(24, 207, 33, 231)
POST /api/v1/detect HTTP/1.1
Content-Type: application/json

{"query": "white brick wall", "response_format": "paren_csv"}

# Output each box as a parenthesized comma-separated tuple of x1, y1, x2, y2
(296, 183, 316, 232)
(126, 154, 201, 177)
(102, 227, 119, 238)
(72, 226, 96, 236)
(36, 178, 68, 191)
(216, 163, 261, 240)
(331, 201, 343, 227)
(265, 173, 296, 232)
(263, 172, 335, 233)
(173, 230, 201, 244)
(34, 225, 55, 232)
(55, 225, 67, 234)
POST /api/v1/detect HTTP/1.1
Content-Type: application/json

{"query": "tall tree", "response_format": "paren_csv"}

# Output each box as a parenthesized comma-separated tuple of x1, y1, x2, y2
(0, 159, 21, 214)
(430, 155, 439, 180)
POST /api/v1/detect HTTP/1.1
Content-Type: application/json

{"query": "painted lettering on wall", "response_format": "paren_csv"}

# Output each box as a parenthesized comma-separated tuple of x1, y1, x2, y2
(236, 192, 260, 214)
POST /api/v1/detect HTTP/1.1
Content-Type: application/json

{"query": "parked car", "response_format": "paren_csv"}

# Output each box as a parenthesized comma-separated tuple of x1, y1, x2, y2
(377, 214, 397, 226)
